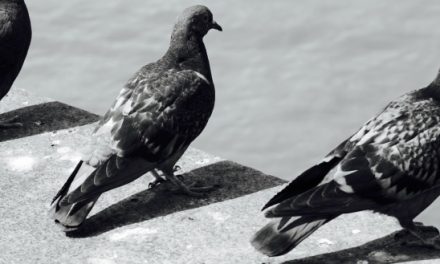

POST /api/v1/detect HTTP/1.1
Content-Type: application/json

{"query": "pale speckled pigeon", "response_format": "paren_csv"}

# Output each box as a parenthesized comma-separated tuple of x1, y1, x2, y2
(252, 70, 440, 256)
(50, 5, 222, 231)
(0, 0, 31, 127)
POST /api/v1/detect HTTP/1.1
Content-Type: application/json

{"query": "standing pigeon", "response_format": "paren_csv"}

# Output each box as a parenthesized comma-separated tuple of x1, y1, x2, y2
(0, 0, 31, 127)
(50, 5, 222, 230)
(251, 70, 440, 256)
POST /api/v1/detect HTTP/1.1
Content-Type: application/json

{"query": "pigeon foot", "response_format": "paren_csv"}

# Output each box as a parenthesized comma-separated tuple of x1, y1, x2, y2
(403, 235, 440, 250)
(400, 223, 440, 250)
(163, 170, 219, 197)
(148, 169, 167, 189)
(149, 166, 183, 189)
(168, 179, 219, 197)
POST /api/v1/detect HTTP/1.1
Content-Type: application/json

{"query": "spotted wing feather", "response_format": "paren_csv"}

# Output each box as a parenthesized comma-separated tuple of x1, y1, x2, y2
(61, 69, 214, 205)
(267, 95, 440, 217)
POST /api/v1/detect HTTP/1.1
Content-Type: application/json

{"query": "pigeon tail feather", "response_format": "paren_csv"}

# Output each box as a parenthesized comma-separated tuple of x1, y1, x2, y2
(251, 215, 335, 256)
(262, 155, 343, 210)
(49, 161, 97, 230)
(51, 160, 83, 205)
(49, 196, 99, 231)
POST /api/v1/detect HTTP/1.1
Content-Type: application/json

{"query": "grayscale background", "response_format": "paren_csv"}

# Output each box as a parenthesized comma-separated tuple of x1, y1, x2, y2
(18, 1, 440, 223)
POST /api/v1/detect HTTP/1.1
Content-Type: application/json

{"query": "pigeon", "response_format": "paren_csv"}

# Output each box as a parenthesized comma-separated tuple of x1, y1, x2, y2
(49, 5, 222, 230)
(251, 69, 440, 256)
(0, 0, 31, 128)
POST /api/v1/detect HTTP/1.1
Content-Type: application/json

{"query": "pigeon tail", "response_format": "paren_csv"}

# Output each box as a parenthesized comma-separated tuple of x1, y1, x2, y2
(262, 153, 344, 211)
(49, 196, 98, 231)
(49, 161, 97, 230)
(251, 215, 336, 257)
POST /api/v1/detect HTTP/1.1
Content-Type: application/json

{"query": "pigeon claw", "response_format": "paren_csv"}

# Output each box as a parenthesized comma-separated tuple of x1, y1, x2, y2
(402, 235, 440, 250)
(148, 177, 166, 189)
(400, 224, 440, 250)
(176, 174, 185, 182)
(168, 181, 220, 197)
(173, 165, 181, 172)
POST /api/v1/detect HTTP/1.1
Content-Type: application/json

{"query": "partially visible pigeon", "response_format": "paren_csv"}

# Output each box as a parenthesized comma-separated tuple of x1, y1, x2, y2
(0, 0, 31, 127)
(50, 5, 222, 230)
(251, 70, 440, 256)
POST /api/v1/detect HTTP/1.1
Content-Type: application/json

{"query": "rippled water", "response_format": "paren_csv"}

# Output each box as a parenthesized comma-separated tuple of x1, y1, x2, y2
(17, 1, 440, 224)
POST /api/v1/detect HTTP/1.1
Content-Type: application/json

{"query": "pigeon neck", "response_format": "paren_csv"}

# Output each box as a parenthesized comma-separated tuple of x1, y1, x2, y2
(415, 79, 440, 102)
(433, 71, 440, 86)
(166, 31, 213, 83)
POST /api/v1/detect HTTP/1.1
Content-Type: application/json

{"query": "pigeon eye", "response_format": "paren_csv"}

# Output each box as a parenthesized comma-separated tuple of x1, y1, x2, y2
(203, 16, 209, 22)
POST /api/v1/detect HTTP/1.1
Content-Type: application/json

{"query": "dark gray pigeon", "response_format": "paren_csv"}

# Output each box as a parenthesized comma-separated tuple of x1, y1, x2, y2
(0, 0, 31, 127)
(50, 5, 222, 231)
(252, 70, 440, 256)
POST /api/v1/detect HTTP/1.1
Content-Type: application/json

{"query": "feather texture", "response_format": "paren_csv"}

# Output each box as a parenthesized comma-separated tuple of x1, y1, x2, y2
(50, 6, 220, 229)
(251, 216, 335, 257)
(0, 0, 31, 100)
(252, 70, 440, 256)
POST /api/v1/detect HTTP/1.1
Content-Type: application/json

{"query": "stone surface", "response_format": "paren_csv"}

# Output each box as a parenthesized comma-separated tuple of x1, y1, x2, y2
(2, 124, 439, 264)
(0, 88, 99, 142)
(1, 89, 440, 264)
(0, 123, 283, 264)
(0, 102, 100, 142)
(0, 88, 49, 113)
(68, 159, 285, 238)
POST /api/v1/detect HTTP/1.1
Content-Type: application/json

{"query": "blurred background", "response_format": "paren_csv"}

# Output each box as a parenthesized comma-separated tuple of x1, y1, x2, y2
(18, 1, 440, 223)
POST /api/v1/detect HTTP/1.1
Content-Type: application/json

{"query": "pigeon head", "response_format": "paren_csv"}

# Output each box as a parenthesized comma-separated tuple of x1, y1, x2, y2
(172, 5, 222, 40)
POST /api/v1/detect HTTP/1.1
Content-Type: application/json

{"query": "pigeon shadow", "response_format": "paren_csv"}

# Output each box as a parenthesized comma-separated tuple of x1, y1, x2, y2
(0, 101, 100, 142)
(67, 160, 285, 238)
(283, 229, 440, 264)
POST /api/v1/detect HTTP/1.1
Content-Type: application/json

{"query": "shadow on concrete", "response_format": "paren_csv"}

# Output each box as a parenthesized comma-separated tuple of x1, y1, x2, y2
(283, 229, 440, 264)
(67, 160, 285, 238)
(0, 102, 100, 142)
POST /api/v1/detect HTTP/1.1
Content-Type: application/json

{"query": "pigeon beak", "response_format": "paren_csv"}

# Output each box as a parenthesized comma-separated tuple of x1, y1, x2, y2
(211, 21, 222, 31)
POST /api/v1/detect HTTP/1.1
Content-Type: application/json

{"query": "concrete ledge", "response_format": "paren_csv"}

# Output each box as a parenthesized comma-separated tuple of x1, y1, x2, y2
(0, 88, 49, 113)
(0, 122, 283, 264)
(1, 89, 440, 264)
(0, 89, 284, 263)
(286, 228, 440, 264)
(0, 101, 100, 142)
(68, 160, 285, 237)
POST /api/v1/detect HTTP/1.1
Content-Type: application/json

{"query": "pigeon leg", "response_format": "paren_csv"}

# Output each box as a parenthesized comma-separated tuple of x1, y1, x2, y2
(0, 115, 22, 128)
(401, 222, 440, 249)
(148, 165, 183, 189)
(162, 170, 217, 197)
(173, 165, 181, 173)
(148, 169, 166, 189)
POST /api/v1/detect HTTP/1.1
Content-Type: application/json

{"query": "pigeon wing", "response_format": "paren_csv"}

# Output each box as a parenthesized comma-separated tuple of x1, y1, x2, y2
(267, 97, 440, 217)
(266, 95, 439, 213)
(62, 69, 214, 204)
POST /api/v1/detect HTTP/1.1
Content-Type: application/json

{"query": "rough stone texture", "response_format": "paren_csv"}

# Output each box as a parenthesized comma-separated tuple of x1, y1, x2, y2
(0, 123, 283, 264)
(1, 89, 440, 264)
(0, 88, 49, 113)
(0, 88, 99, 142)
(0, 125, 438, 264)
(68, 159, 285, 238)
(0, 102, 100, 142)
